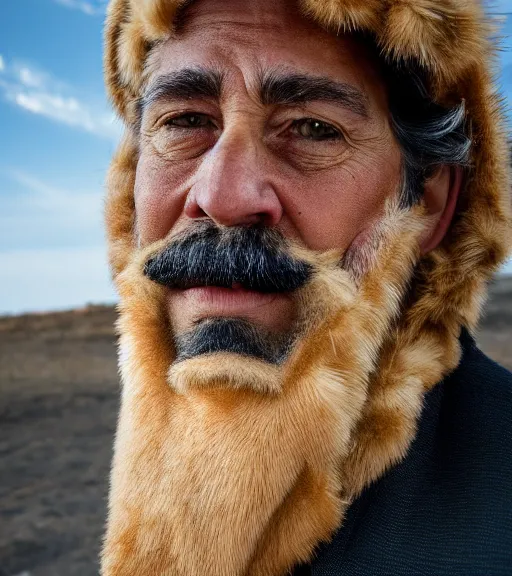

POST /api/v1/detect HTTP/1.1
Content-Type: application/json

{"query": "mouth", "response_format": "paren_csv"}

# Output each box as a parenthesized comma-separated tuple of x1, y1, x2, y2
(181, 283, 287, 318)
(145, 224, 311, 334)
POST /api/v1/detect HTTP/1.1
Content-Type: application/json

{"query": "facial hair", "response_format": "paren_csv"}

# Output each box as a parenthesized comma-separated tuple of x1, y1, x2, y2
(143, 221, 312, 364)
(103, 201, 427, 576)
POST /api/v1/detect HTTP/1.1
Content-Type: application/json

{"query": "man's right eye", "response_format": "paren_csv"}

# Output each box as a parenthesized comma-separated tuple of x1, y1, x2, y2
(165, 113, 212, 128)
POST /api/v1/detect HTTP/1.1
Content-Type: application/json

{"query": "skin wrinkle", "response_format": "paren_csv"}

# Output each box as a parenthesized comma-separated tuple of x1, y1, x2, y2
(178, 0, 309, 36)
(259, 70, 369, 116)
(133, 0, 457, 357)
(101, 0, 511, 573)
(139, 67, 370, 120)
(138, 68, 224, 118)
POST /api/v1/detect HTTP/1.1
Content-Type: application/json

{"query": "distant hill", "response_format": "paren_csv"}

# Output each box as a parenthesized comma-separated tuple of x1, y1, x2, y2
(481, 274, 512, 330)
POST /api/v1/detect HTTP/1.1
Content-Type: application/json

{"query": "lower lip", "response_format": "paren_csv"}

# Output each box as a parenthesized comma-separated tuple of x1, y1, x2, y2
(182, 286, 283, 315)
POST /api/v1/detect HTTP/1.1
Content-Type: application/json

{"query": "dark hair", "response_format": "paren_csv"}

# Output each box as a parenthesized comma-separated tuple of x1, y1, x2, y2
(386, 68, 471, 206)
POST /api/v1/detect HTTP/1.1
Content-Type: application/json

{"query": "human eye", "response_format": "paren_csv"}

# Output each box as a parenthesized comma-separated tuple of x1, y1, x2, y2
(164, 113, 213, 129)
(291, 118, 343, 141)
(145, 110, 218, 160)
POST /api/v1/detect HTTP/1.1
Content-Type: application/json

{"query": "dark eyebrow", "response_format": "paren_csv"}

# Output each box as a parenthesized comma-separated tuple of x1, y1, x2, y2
(139, 68, 223, 113)
(137, 67, 369, 123)
(260, 71, 369, 117)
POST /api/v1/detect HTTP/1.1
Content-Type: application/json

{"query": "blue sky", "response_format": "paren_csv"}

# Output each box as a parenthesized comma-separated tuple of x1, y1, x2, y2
(1, 0, 512, 314)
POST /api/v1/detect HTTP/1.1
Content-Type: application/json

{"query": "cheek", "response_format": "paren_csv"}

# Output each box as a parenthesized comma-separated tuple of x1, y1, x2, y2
(283, 153, 401, 251)
(134, 151, 190, 245)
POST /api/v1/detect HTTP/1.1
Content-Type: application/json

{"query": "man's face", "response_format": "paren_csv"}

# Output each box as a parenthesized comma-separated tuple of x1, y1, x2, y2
(135, 0, 402, 356)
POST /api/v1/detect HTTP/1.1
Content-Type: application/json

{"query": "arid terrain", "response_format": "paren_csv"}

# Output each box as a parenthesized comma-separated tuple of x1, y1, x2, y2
(1, 277, 512, 576)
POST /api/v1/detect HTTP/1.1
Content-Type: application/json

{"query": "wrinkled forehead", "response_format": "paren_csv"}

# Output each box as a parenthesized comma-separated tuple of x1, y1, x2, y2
(143, 0, 388, 113)
(176, 0, 310, 32)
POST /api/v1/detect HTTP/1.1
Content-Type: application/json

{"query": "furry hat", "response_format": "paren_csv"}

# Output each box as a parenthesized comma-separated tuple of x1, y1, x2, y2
(101, 1, 512, 574)
(104, 0, 511, 331)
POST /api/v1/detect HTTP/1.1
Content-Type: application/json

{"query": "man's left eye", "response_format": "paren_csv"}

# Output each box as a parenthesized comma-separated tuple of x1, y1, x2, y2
(292, 118, 342, 141)
(165, 113, 211, 128)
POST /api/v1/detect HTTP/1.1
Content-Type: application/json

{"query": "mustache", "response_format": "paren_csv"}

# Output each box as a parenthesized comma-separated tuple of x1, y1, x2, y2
(143, 222, 312, 293)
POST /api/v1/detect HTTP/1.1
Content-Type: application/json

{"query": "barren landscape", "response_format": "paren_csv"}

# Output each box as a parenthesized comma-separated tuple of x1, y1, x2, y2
(1, 277, 512, 576)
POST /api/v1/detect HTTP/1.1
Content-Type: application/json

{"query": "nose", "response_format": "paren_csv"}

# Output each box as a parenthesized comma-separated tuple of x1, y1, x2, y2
(184, 129, 283, 227)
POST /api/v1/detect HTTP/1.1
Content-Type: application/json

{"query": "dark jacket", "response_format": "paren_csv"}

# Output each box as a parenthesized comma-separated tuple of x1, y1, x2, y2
(295, 329, 512, 576)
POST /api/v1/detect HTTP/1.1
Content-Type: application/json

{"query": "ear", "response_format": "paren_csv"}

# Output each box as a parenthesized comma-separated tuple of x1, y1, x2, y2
(419, 165, 462, 255)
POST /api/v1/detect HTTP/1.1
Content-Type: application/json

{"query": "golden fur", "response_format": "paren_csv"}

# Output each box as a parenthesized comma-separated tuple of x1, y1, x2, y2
(104, 201, 428, 575)
(101, 1, 512, 574)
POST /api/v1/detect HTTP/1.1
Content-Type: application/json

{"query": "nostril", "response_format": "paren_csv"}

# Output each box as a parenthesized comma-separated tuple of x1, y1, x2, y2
(257, 211, 275, 226)
(240, 212, 269, 227)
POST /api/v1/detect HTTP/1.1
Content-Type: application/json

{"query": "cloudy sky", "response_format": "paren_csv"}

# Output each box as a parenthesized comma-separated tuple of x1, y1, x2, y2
(1, 0, 512, 314)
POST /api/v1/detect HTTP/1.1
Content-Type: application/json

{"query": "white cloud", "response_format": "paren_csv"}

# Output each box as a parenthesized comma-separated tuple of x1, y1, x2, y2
(53, 0, 107, 16)
(0, 170, 116, 314)
(1, 170, 105, 250)
(0, 58, 121, 140)
(7, 170, 103, 217)
(0, 55, 5, 72)
(13, 91, 119, 139)
(0, 246, 117, 315)
(19, 66, 45, 88)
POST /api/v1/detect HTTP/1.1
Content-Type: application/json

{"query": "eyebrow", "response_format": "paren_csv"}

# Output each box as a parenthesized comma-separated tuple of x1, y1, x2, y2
(260, 71, 369, 117)
(139, 67, 369, 119)
(139, 68, 223, 114)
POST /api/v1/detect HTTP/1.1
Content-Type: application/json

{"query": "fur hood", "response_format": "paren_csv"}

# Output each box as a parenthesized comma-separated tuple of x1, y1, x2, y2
(104, 0, 512, 338)
(101, 1, 512, 575)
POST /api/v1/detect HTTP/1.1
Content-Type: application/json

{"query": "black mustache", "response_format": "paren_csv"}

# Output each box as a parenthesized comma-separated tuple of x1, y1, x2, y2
(143, 223, 312, 293)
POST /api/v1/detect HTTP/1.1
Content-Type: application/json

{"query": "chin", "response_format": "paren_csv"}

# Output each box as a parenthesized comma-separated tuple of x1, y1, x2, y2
(167, 315, 293, 394)
(162, 268, 354, 396)
(168, 352, 283, 395)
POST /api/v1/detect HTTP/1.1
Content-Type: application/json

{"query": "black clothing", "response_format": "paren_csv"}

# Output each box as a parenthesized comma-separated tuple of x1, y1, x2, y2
(295, 329, 512, 576)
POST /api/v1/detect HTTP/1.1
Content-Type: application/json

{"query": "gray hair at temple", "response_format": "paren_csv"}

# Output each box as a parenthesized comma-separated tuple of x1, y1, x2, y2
(387, 67, 472, 207)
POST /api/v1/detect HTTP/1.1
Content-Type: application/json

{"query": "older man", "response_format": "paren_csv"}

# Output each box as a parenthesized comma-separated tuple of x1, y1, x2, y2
(101, 0, 512, 574)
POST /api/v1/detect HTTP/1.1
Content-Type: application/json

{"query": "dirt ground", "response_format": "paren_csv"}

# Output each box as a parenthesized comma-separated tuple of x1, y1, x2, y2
(1, 279, 511, 576)
(0, 306, 118, 576)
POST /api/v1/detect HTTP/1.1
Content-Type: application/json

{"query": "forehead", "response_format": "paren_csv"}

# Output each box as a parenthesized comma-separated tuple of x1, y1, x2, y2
(146, 0, 386, 105)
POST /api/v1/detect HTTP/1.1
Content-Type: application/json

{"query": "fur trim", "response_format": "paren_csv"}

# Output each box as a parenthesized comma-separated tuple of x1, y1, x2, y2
(102, 202, 428, 575)
(102, 0, 512, 574)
